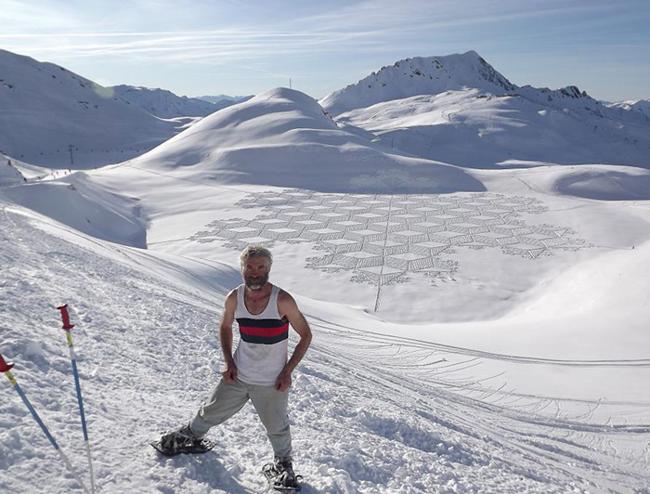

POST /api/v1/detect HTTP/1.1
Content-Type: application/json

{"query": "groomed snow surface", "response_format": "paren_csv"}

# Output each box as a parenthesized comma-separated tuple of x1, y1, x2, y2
(2, 199, 649, 494)
(1, 59, 650, 493)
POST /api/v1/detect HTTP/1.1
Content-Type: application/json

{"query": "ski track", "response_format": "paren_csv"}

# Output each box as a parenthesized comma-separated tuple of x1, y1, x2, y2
(1, 206, 649, 493)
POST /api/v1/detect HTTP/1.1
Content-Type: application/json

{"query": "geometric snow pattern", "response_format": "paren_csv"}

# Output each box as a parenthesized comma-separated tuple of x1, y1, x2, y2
(190, 190, 587, 287)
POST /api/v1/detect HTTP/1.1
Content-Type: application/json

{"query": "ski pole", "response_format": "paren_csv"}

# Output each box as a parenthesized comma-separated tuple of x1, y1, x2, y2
(57, 304, 96, 494)
(0, 353, 91, 494)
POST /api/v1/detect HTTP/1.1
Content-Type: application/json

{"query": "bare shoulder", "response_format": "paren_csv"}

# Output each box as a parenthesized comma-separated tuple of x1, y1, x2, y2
(277, 288, 299, 314)
(224, 288, 238, 308)
(277, 288, 295, 304)
(220, 288, 239, 325)
(278, 288, 298, 308)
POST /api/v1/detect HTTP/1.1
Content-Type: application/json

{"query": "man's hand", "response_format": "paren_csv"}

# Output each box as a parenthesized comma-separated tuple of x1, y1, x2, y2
(222, 361, 238, 383)
(275, 369, 292, 392)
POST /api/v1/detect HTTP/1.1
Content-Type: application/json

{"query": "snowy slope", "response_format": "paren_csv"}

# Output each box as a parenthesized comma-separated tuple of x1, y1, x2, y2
(322, 53, 650, 168)
(111, 85, 217, 118)
(0, 49, 181, 168)
(0, 155, 25, 185)
(2, 172, 147, 247)
(335, 89, 650, 168)
(1, 171, 649, 493)
(123, 87, 483, 193)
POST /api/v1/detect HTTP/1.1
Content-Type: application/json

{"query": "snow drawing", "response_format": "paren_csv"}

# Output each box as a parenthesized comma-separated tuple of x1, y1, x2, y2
(190, 190, 587, 288)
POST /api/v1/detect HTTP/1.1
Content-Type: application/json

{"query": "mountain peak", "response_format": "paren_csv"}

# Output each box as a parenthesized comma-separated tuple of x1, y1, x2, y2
(320, 51, 515, 115)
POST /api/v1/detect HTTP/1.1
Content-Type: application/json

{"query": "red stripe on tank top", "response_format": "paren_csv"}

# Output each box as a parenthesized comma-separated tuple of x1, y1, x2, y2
(239, 323, 289, 337)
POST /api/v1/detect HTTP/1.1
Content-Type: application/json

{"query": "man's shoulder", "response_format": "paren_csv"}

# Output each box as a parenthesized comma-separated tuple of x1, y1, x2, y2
(276, 287, 297, 310)
(225, 286, 241, 304)
(275, 286, 291, 299)
(228, 285, 241, 296)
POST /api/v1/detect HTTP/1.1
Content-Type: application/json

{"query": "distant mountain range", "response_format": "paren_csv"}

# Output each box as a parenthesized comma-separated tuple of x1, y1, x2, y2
(607, 99, 650, 120)
(1, 48, 648, 170)
(109, 87, 252, 118)
(110, 85, 217, 118)
(197, 94, 252, 106)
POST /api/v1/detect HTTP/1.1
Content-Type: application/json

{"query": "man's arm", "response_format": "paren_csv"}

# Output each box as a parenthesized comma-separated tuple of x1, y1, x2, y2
(220, 289, 238, 382)
(276, 290, 313, 391)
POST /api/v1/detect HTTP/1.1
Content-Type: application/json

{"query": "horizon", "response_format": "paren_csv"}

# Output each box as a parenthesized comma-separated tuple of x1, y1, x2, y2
(1, 0, 649, 102)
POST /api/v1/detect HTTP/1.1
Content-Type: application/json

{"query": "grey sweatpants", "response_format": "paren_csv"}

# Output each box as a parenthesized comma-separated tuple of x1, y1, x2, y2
(189, 378, 292, 459)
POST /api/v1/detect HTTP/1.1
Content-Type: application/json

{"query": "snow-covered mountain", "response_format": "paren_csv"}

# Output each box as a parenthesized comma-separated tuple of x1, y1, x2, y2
(320, 51, 516, 115)
(0, 49, 182, 169)
(111, 85, 217, 118)
(321, 52, 650, 168)
(126, 87, 483, 193)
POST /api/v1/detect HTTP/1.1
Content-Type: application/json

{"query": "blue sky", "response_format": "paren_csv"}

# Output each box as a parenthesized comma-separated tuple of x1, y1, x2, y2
(1, 0, 648, 101)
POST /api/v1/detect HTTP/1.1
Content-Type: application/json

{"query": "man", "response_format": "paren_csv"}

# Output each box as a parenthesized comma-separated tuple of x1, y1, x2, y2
(156, 246, 312, 486)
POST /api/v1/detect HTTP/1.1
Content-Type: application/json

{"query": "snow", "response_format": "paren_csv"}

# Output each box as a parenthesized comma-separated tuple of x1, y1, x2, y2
(0, 50, 182, 168)
(320, 51, 516, 115)
(110, 85, 218, 119)
(197, 94, 254, 111)
(0, 156, 25, 185)
(322, 54, 650, 169)
(3, 172, 147, 247)
(553, 166, 650, 200)
(121, 87, 484, 194)
(1, 49, 649, 493)
(330, 90, 650, 168)
(607, 99, 650, 120)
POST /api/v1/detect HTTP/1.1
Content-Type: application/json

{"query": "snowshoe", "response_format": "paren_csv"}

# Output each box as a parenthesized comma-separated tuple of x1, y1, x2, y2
(262, 458, 303, 492)
(151, 425, 215, 457)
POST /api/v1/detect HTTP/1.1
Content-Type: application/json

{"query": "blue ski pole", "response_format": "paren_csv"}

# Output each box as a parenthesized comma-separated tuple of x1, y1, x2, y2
(0, 353, 90, 494)
(57, 304, 96, 494)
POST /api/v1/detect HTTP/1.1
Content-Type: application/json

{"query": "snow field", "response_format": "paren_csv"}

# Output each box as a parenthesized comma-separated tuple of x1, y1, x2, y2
(1, 205, 648, 493)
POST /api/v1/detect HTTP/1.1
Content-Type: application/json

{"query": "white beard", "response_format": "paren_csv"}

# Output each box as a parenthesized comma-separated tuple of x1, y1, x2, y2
(244, 273, 268, 291)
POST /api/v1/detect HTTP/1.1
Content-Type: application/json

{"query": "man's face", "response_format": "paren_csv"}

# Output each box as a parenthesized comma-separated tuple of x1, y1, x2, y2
(242, 256, 270, 291)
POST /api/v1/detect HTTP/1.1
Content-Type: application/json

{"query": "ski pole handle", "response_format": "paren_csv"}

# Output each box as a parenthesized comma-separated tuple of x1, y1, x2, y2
(57, 304, 75, 331)
(0, 353, 15, 373)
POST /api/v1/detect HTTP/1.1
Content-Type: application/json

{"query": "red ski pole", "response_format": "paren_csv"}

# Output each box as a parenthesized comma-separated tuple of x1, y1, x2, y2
(57, 304, 96, 494)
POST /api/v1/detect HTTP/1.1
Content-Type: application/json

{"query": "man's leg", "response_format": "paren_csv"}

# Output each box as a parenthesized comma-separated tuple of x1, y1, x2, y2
(189, 378, 249, 437)
(248, 385, 292, 459)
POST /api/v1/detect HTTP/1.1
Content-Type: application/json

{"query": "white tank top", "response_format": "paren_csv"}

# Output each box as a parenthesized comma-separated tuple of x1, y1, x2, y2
(233, 284, 289, 386)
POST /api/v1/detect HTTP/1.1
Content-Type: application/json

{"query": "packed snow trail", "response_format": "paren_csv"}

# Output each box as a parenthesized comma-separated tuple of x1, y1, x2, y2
(1, 205, 649, 493)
